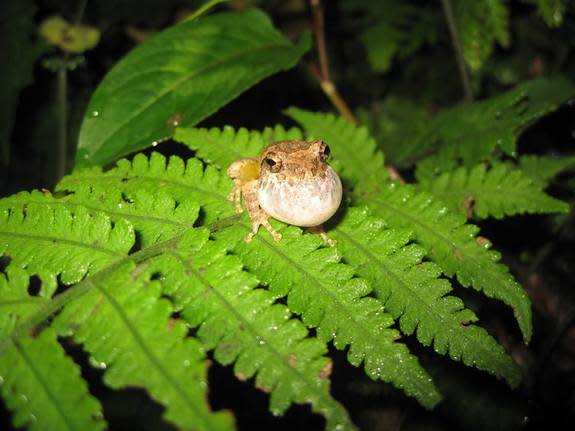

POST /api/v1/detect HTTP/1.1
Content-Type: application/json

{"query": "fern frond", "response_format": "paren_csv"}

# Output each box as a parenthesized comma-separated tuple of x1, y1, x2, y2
(518, 154, 575, 187)
(359, 183, 532, 342)
(53, 262, 234, 431)
(58, 153, 234, 224)
(341, 0, 437, 72)
(174, 124, 303, 171)
(453, 0, 510, 71)
(0, 202, 133, 293)
(357, 98, 432, 167)
(331, 207, 520, 386)
(413, 77, 575, 173)
(0, 189, 198, 248)
(418, 162, 569, 219)
(162, 229, 354, 430)
(0, 266, 104, 431)
(24, 172, 354, 428)
(534, 0, 568, 27)
(215, 219, 442, 409)
(287, 107, 387, 191)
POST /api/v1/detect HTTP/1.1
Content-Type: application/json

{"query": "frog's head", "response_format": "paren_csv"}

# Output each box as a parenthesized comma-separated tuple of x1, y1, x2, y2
(259, 140, 331, 181)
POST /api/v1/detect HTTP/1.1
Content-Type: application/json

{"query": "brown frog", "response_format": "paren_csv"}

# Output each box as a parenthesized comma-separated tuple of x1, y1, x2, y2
(227, 140, 342, 245)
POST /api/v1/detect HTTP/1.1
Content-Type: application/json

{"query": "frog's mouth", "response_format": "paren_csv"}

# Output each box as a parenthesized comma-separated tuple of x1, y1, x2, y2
(257, 167, 342, 227)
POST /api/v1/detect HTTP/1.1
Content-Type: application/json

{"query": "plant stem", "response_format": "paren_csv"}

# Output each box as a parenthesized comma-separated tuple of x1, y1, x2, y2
(309, 0, 358, 125)
(440, 0, 473, 102)
(56, 65, 68, 181)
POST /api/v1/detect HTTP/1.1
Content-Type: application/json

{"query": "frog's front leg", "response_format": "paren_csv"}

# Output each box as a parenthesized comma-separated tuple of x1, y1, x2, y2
(242, 180, 282, 243)
(226, 158, 281, 242)
(227, 158, 259, 214)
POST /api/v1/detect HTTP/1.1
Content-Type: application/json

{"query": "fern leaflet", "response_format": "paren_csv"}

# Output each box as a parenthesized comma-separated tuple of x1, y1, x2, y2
(0, 201, 133, 294)
(53, 261, 234, 431)
(174, 124, 303, 171)
(331, 207, 520, 386)
(162, 229, 354, 429)
(413, 77, 575, 173)
(359, 183, 532, 342)
(453, 0, 510, 71)
(418, 162, 569, 219)
(518, 154, 575, 187)
(0, 267, 104, 431)
(215, 219, 442, 409)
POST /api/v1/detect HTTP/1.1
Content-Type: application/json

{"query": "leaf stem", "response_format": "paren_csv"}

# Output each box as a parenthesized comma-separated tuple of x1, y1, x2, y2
(309, 0, 358, 125)
(440, 0, 473, 102)
(56, 65, 68, 181)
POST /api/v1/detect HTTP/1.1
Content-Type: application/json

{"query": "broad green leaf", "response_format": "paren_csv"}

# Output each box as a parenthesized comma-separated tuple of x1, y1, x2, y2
(76, 9, 310, 167)
(418, 162, 569, 219)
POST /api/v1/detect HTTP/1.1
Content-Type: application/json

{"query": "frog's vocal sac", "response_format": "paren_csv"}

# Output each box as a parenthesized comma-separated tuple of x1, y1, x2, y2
(226, 140, 343, 245)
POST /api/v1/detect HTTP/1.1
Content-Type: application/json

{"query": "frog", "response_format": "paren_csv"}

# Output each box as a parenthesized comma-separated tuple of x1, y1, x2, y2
(226, 140, 343, 245)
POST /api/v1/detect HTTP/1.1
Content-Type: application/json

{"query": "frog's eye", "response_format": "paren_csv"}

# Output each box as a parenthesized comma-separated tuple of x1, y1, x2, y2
(263, 157, 282, 173)
(320, 144, 331, 162)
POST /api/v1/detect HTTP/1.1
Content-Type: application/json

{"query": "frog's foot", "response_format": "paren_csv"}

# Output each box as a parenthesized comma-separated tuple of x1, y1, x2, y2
(246, 217, 282, 243)
(227, 184, 244, 214)
(306, 225, 336, 247)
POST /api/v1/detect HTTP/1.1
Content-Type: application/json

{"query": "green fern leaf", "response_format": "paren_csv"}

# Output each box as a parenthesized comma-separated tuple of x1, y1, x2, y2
(453, 0, 510, 71)
(418, 162, 569, 219)
(357, 98, 432, 167)
(53, 261, 234, 431)
(58, 153, 234, 224)
(331, 207, 521, 386)
(0, 328, 105, 431)
(18, 173, 353, 428)
(174, 125, 303, 171)
(0, 189, 198, 248)
(518, 154, 575, 187)
(341, 0, 437, 72)
(359, 183, 532, 342)
(413, 77, 575, 173)
(163, 229, 354, 430)
(0, 266, 104, 431)
(0, 202, 134, 295)
(215, 219, 442, 409)
(534, 0, 568, 27)
(287, 107, 387, 191)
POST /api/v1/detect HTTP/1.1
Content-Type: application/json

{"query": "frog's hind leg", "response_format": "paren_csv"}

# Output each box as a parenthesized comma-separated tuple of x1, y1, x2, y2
(306, 225, 336, 247)
(243, 181, 282, 243)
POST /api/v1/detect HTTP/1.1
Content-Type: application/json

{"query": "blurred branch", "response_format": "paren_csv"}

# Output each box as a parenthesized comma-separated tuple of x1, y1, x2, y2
(309, 0, 358, 125)
(440, 0, 473, 102)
